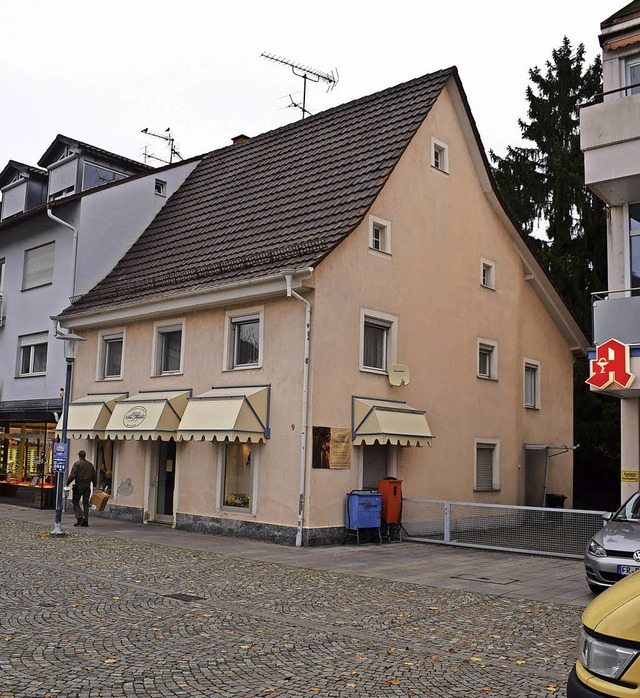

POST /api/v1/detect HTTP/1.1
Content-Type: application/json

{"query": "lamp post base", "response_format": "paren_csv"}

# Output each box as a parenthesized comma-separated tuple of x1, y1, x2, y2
(50, 522, 66, 537)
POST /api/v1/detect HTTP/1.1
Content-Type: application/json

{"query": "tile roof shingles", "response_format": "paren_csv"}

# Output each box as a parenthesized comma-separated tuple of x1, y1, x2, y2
(64, 67, 455, 316)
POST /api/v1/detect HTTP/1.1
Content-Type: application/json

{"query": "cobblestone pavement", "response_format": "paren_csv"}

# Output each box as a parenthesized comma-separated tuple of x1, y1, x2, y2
(0, 516, 583, 698)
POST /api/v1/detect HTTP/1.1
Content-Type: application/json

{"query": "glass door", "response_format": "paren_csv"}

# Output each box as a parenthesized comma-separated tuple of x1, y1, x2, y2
(154, 439, 176, 524)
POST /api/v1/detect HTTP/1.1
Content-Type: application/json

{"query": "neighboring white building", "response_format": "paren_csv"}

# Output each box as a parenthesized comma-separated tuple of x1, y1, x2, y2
(581, 1, 640, 503)
(0, 135, 199, 504)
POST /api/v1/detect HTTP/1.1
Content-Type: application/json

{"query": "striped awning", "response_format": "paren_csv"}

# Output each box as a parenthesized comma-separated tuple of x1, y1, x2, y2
(351, 396, 434, 447)
(56, 393, 129, 439)
(177, 385, 270, 443)
(104, 390, 191, 440)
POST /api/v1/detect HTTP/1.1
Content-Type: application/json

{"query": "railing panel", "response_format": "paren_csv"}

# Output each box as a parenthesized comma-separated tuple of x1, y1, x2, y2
(402, 498, 606, 559)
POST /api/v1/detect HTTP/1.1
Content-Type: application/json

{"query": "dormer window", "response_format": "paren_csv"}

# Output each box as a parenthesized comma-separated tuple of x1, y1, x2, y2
(83, 163, 126, 191)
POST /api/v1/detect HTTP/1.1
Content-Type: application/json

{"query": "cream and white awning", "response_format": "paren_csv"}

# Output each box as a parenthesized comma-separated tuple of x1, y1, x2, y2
(104, 390, 191, 440)
(177, 385, 271, 442)
(56, 393, 129, 439)
(352, 396, 434, 447)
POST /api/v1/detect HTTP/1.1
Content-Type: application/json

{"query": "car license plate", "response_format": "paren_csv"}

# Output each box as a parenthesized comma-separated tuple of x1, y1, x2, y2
(618, 565, 640, 576)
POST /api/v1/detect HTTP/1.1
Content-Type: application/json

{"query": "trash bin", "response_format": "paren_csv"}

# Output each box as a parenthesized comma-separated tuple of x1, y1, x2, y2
(545, 493, 567, 508)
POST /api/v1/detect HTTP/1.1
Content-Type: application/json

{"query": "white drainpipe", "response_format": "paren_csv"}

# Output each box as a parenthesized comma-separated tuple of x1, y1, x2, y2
(285, 272, 312, 547)
(47, 207, 78, 299)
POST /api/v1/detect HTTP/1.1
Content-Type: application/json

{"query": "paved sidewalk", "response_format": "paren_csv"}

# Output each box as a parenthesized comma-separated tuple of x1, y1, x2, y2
(0, 503, 591, 697)
(0, 503, 594, 607)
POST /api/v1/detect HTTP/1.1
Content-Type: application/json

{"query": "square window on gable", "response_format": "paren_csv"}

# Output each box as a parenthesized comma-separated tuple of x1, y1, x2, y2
(368, 216, 392, 255)
(431, 137, 449, 173)
(155, 179, 167, 196)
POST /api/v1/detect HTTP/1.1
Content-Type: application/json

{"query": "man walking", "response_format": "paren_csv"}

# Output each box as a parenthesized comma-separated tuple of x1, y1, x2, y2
(65, 450, 96, 527)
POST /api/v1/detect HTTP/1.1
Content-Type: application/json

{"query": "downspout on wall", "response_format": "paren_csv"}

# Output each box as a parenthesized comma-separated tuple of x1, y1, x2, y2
(284, 271, 312, 547)
(47, 207, 78, 300)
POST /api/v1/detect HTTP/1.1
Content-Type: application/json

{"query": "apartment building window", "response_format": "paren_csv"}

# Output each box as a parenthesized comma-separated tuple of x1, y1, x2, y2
(83, 163, 126, 192)
(477, 340, 497, 379)
(154, 322, 183, 374)
(432, 137, 449, 173)
(100, 332, 124, 379)
(625, 55, 640, 96)
(361, 310, 397, 373)
(481, 259, 495, 289)
(524, 361, 540, 409)
(23, 242, 55, 290)
(221, 443, 255, 511)
(0, 257, 5, 294)
(369, 216, 392, 255)
(630, 203, 640, 293)
(475, 441, 499, 491)
(225, 310, 262, 369)
(18, 333, 48, 376)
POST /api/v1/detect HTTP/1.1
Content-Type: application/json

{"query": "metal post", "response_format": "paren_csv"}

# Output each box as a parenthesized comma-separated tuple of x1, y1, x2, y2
(444, 502, 451, 543)
(51, 358, 72, 537)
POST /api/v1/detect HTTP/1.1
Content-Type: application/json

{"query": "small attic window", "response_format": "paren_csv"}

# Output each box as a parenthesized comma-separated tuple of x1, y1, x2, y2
(155, 179, 167, 196)
(369, 216, 392, 255)
(432, 137, 449, 173)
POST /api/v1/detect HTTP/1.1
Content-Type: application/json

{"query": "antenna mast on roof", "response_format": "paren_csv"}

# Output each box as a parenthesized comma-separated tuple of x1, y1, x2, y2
(140, 127, 184, 164)
(261, 53, 339, 119)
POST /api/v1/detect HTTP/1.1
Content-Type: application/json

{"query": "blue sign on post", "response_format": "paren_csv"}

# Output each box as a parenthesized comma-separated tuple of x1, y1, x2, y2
(52, 443, 68, 473)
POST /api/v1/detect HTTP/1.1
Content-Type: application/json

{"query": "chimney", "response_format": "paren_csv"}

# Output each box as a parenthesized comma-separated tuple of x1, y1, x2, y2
(232, 134, 250, 145)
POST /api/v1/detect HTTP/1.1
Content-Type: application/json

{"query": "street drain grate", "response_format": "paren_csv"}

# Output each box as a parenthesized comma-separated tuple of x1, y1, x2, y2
(450, 574, 519, 585)
(163, 593, 206, 602)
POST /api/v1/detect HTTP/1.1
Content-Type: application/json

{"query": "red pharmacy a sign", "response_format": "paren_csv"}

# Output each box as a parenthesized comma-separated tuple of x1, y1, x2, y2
(586, 338, 635, 390)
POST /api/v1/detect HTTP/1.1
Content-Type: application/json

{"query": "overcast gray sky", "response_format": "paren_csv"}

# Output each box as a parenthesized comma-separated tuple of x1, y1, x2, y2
(0, 1, 626, 171)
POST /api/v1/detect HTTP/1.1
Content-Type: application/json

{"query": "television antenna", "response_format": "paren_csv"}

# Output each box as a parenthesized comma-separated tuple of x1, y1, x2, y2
(261, 53, 339, 119)
(140, 127, 183, 164)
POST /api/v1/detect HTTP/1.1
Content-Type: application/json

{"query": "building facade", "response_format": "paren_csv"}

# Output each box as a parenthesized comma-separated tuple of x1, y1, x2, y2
(0, 135, 198, 506)
(58, 69, 588, 544)
(581, 1, 640, 504)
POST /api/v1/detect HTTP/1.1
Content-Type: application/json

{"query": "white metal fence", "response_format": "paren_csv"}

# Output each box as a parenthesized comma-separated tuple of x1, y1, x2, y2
(401, 498, 606, 559)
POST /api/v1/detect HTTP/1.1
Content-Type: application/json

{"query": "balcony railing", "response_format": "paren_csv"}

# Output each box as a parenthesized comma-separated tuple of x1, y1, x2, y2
(592, 289, 640, 346)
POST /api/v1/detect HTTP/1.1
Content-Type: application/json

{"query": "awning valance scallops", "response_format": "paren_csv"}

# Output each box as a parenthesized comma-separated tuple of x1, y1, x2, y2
(104, 390, 191, 440)
(55, 393, 129, 439)
(351, 396, 434, 447)
(177, 385, 271, 442)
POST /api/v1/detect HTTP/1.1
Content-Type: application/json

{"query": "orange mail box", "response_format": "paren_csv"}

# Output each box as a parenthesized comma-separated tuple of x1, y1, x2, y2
(377, 478, 402, 524)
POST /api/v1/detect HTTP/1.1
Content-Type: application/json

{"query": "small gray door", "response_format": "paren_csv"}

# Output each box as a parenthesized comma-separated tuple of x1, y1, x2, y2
(362, 444, 388, 490)
(524, 447, 548, 507)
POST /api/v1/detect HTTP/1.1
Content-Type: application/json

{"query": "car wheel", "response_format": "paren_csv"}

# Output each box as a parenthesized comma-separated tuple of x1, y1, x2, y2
(588, 582, 604, 594)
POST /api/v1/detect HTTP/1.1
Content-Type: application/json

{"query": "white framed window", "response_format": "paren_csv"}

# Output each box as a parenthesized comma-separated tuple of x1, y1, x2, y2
(152, 320, 184, 375)
(18, 332, 48, 376)
(155, 179, 167, 196)
(431, 137, 449, 173)
(224, 308, 263, 370)
(480, 258, 496, 289)
(475, 440, 499, 492)
(360, 309, 397, 373)
(625, 55, 640, 96)
(220, 442, 258, 513)
(23, 242, 55, 290)
(98, 330, 125, 379)
(524, 360, 540, 409)
(477, 339, 497, 380)
(368, 216, 392, 255)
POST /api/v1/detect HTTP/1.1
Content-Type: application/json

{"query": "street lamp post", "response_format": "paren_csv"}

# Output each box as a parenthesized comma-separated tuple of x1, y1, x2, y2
(51, 330, 85, 537)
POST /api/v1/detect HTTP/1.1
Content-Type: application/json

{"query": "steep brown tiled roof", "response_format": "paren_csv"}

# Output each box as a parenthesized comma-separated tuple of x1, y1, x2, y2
(64, 67, 455, 316)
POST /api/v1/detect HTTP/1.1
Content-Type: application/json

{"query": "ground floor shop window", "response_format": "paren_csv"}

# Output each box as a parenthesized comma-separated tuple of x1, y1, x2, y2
(94, 438, 114, 493)
(221, 443, 253, 510)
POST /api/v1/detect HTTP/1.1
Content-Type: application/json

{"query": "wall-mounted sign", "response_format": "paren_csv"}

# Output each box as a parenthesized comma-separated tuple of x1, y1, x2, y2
(123, 406, 147, 428)
(312, 427, 352, 469)
(622, 470, 639, 483)
(586, 338, 635, 390)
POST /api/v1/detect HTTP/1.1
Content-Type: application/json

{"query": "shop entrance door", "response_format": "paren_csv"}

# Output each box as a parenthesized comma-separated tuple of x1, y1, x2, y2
(362, 444, 388, 490)
(153, 439, 176, 524)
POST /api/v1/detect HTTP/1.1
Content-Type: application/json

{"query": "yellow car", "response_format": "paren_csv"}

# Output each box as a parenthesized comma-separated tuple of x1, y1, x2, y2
(568, 572, 640, 696)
